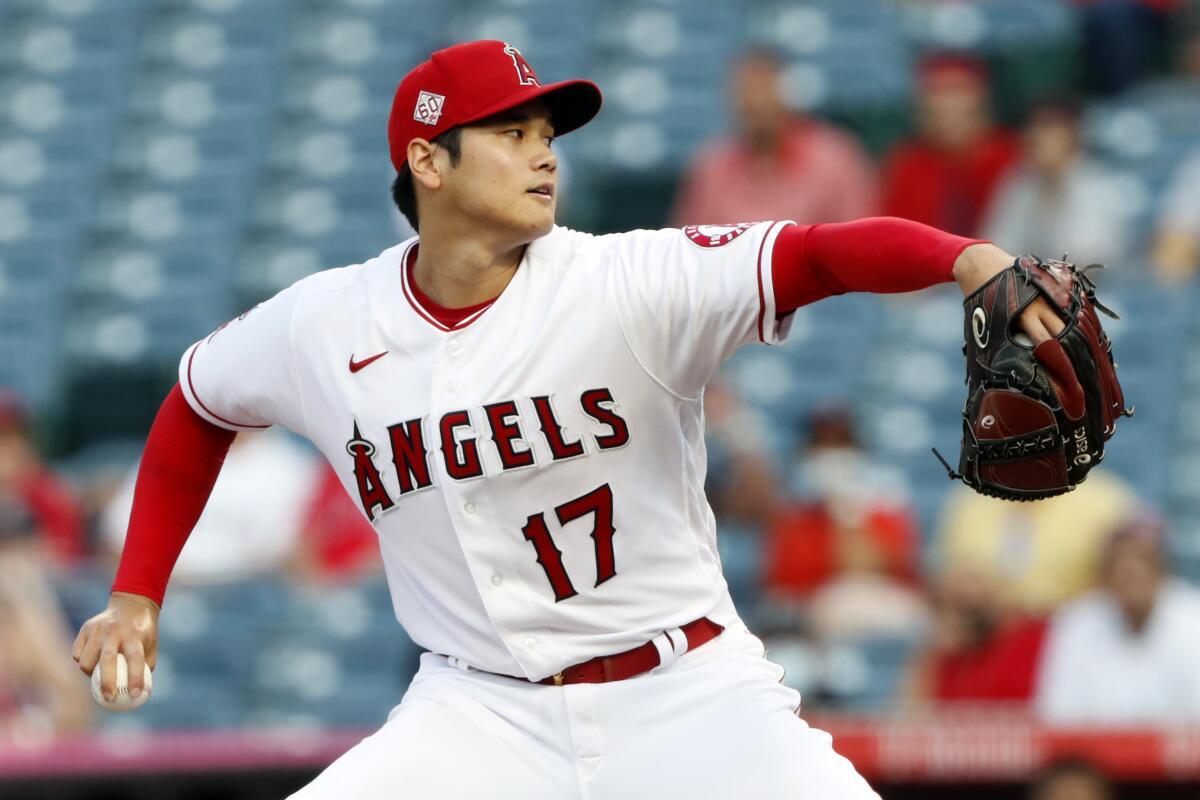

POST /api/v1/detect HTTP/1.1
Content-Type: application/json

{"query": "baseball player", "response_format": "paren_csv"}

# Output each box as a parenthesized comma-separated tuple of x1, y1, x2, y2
(72, 41, 1066, 798)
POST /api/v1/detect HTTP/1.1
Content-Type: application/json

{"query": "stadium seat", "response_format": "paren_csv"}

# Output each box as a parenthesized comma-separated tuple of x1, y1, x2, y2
(717, 522, 765, 614)
(98, 675, 244, 732)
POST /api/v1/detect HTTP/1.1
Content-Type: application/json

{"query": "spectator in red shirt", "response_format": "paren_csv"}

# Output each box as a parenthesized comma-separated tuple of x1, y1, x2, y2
(882, 54, 1020, 237)
(289, 463, 383, 584)
(764, 406, 927, 641)
(902, 565, 1048, 706)
(671, 47, 878, 227)
(0, 390, 84, 569)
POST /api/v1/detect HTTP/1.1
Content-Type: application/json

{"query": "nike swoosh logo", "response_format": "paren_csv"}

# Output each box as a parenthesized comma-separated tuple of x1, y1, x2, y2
(349, 351, 388, 373)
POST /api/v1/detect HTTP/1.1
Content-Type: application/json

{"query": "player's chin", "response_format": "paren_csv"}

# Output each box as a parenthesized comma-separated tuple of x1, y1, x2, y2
(516, 200, 556, 236)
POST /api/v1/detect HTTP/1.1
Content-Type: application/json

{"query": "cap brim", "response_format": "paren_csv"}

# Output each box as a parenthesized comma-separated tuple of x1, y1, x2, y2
(459, 79, 603, 138)
(537, 80, 603, 136)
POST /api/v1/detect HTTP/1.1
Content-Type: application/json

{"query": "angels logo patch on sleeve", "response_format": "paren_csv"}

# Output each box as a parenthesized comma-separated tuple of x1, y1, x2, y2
(682, 223, 757, 249)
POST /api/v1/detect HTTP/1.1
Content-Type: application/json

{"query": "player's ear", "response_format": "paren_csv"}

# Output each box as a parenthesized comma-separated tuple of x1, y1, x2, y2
(407, 138, 442, 191)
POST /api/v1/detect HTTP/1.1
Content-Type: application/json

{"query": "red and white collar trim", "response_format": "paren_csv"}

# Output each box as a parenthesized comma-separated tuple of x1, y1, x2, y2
(400, 241, 498, 332)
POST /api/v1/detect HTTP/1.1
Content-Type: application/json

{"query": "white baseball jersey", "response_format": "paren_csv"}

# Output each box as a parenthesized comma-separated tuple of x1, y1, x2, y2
(179, 221, 795, 681)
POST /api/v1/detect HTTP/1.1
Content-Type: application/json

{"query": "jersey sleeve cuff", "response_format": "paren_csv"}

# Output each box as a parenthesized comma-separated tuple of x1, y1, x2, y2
(178, 341, 272, 433)
(756, 220, 796, 345)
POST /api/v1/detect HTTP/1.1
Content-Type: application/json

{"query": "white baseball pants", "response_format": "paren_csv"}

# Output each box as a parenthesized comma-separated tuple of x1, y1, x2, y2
(288, 623, 879, 799)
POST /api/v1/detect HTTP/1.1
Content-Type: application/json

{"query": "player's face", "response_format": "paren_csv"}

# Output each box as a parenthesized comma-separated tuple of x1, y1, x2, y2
(443, 100, 558, 241)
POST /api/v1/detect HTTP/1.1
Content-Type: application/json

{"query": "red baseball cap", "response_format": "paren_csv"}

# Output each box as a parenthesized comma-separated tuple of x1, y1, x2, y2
(388, 40, 603, 173)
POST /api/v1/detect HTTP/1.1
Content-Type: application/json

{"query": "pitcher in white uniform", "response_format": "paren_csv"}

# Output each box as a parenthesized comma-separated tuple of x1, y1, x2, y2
(73, 40, 1066, 799)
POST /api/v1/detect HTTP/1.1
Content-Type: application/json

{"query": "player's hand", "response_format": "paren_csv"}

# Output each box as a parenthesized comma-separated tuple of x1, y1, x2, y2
(953, 243, 1066, 344)
(72, 591, 160, 702)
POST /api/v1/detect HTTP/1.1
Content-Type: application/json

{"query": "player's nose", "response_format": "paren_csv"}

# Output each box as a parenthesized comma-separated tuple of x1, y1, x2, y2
(534, 144, 557, 173)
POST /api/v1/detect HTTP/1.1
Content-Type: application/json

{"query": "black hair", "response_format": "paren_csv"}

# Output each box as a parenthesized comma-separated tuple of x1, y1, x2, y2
(391, 126, 464, 232)
(1024, 94, 1084, 126)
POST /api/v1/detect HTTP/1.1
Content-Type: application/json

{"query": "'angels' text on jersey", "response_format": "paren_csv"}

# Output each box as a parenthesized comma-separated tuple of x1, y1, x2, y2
(346, 387, 630, 519)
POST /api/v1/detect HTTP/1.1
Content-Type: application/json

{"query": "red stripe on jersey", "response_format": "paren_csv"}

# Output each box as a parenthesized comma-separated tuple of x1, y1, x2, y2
(401, 242, 500, 332)
(755, 221, 785, 343)
(400, 244, 454, 331)
(186, 345, 270, 430)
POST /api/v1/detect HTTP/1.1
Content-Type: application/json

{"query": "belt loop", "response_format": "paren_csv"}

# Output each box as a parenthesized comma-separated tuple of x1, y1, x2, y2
(665, 626, 688, 658)
(649, 631, 676, 671)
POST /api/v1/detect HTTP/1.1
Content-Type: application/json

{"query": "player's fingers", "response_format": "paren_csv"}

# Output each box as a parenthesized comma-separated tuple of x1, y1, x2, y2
(71, 622, 89, 664)
(144, 639, 157, 672)
(98, 641, 120, 702)
(1019, 309, 1053, 345)
(1034, 338, 1086, 421)
(76, 630, 103, 676)
(1038, 301, 1066, 337)
(122, 640, 147, 698)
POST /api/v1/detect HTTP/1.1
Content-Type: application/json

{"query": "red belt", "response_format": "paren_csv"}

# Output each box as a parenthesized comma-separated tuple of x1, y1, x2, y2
(534, 617, 724, 686)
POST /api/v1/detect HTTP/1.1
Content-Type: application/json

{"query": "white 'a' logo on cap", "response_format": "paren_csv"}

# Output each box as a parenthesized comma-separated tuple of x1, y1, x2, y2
(503, 43, 539, 86)
(414, 90, 445, 125)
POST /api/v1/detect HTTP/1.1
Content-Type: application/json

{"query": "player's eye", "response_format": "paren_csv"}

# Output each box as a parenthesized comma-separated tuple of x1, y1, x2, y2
(505, 129, 524, 139)
(543, 135, 555, 147)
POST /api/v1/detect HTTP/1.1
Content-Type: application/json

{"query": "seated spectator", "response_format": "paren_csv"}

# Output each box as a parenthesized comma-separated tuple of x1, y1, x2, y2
(983, 96, 1131, 267)
(935, 469, 1133, 614)
(1035, 511, 1200, 723)
(670, 47, 877, 227)
(101, 429, 320, 585)
(288, 462, 383, 585)
(882, 54, 1020, 236)
(0, 389, 85, 570)
(764, 406, 927, 641)
(1151, 149, 1200, 283)
(0, 492, 92, 742)
(1029, 759, 1113, 800)
(901, 565, 1047, 706)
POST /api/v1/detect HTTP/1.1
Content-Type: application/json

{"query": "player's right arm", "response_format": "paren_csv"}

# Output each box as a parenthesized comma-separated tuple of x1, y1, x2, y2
(72, 385, 235, 701)
(73, 279, 309, 702)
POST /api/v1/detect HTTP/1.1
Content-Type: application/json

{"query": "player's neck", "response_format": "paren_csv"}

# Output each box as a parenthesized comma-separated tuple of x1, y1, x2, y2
(411, 227, 527, 309)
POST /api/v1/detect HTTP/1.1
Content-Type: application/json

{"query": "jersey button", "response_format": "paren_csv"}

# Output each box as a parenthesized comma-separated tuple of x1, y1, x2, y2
(448, 340, 462, 355)
(464, 502, 476, 514)
(524, 637, 537, 650)
(446, 379, 458, 393)
(491, 574, 503, 586)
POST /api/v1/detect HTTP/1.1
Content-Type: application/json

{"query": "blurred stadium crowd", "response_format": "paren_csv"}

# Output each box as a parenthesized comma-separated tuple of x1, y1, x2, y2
(3, 0, 1200, 788)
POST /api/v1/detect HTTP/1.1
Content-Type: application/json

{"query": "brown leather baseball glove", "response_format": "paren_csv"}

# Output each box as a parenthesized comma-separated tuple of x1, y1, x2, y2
(935, 255, 1133, 500)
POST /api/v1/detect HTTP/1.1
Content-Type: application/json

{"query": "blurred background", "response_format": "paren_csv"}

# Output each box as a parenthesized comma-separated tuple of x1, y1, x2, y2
(3, 0, 1200, 797)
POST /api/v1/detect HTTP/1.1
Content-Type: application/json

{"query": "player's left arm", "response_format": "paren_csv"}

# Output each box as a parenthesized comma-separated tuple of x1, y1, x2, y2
(772, 217, 1065, 344)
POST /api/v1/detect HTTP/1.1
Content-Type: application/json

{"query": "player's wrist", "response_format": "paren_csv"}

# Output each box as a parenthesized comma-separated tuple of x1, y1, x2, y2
(109, 590, 162, 615)
(953, 243, 1013, 297)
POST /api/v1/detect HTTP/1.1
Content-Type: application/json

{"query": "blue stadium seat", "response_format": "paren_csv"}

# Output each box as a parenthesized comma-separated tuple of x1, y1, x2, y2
(98, 675, 243, 732)
(52, 567, 114, 631)
(822, 635, 916, 711)
(249, 673, 404, 729)
(717, 522, 765, 614)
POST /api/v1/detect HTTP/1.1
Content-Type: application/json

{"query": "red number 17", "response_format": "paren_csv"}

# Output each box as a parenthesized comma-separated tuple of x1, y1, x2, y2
(520, 484, 616, 602)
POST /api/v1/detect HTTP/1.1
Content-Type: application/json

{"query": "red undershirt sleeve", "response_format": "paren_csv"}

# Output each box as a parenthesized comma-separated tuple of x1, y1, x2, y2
(110, 383, 237, 607)
(771, 216, 987, 313)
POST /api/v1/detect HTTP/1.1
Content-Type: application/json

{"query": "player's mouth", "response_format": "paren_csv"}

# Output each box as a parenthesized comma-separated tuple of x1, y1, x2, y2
(527, 183, 555, 201)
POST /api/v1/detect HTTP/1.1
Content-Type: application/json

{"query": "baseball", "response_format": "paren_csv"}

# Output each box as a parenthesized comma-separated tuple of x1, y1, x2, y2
(90, 653, 152, 712)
